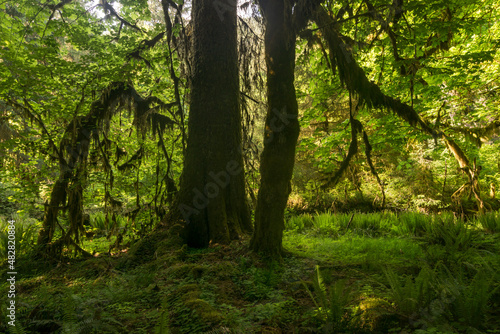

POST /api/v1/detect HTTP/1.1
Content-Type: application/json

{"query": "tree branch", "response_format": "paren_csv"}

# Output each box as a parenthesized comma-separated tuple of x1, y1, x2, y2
(313, 6, 433, 133)
(99, 1, 143, 32)
(6, 98, 65, 166)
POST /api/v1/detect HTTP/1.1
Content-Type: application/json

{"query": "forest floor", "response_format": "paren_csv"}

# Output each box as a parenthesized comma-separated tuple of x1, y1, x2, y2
(1, 211, 500, 334)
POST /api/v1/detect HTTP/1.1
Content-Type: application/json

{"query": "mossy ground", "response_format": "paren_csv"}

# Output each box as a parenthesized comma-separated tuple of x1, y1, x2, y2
(1, 212, 499, 333)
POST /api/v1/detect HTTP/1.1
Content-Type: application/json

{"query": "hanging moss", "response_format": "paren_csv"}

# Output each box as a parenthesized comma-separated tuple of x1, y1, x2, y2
(313, 7, 432, 133)
(37, 82, 176, 258)
(311, 6, 492, 213)
(322, 116, 361, 188)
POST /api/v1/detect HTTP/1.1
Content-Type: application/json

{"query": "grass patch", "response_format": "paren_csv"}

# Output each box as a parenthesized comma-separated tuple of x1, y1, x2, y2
(284, 234, 424, 269)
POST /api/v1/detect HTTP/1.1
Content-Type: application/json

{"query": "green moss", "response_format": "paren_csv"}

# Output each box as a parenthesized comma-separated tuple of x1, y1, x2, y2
(189, 265, 207, 279)
(208, 261, 236, 279)
(184, 299, 222, 323)
(162, 282, 222, 333)
(182, 289, 201, 301)
(358, 297, 397, 332)
(175, 243, 189, 260)
(164, 263, 205, 279)
(174, 283, 200, 296)
(77, 257, 111, 278)
(156, 224, 186, 253)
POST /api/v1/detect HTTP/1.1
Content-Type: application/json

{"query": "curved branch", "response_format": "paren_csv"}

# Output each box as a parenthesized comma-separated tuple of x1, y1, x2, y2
(322, 114, 362, 188)
(362, 130, 386, 208)
(313, 6, 433, 133)
(312, 5, 488, 211)
(99, 1, 143, 32)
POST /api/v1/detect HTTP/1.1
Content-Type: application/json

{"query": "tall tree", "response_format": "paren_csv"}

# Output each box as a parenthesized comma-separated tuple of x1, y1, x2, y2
(250, 0, 499, 257)
(250, 0, 319, 257)
(175, 0, 252, 247)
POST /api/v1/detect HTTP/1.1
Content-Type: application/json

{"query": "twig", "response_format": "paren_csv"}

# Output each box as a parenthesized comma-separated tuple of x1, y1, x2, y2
(343, 213, 355, 235)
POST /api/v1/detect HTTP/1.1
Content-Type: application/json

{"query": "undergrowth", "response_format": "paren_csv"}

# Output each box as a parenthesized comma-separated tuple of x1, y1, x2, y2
(0, 211, 498, 333)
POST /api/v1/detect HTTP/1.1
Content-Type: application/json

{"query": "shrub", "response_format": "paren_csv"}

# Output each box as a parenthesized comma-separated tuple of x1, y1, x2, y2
(476, 211, 500, 233)
(424, 214, 475, 252)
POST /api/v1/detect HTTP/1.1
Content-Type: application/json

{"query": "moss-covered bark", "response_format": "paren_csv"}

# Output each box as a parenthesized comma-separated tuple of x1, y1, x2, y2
(250, 0, 299, 258)
(37, 83, 172, 256)
(175, 0, 251, 248)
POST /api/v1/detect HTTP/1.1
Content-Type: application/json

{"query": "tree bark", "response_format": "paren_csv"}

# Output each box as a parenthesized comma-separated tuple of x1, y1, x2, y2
(250, 0, 299, 258)
(176, 0, 251, 248)
(37, 120, 91, 255)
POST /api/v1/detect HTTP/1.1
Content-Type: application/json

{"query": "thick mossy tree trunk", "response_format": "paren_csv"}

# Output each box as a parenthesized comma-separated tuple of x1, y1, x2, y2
(37, 82, 170, 257)
(176, 0, 251, 248)
(38, 177, 69, 248)
(37, 118, 92, 255)
(250, 0, 299, 258)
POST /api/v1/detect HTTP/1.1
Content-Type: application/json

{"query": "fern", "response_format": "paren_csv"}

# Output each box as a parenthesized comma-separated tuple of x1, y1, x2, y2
(424, 215, 475, 252)
(396, 212, 428, 236)
(7, 323, 28, 334)
(446, 270, 498, 328)
(303, 265, 352, 330)
(476, 212, 500, 233)
(0, 214, 40, 261)
(62, 293, 78, 325)
(313, 213, 334, 234)
(155, 306, 171, 334)
(329, 279, 350, 325)
(385, 267, 436, 318)
(312, 265, 328, 308)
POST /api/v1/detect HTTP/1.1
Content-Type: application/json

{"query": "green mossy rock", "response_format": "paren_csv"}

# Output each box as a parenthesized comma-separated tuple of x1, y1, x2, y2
(184, 299, 222, 324)
(164, 263, 207, 279)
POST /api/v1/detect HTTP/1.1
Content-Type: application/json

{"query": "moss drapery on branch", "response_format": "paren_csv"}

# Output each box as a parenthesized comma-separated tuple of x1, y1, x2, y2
(321, 109, 386, 208)
(313, 7, 433, 133)
(312, 6, 488, 212)
(37, 82, 175, 257)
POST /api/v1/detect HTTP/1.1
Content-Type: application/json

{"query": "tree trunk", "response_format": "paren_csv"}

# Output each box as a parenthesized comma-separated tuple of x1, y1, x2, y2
(36, 82, 159, 256)
(37, 120, 91, 256)
(38, 178, 68, 247)
(250, 0, 299, 258)
(176, 0, 251, 248)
